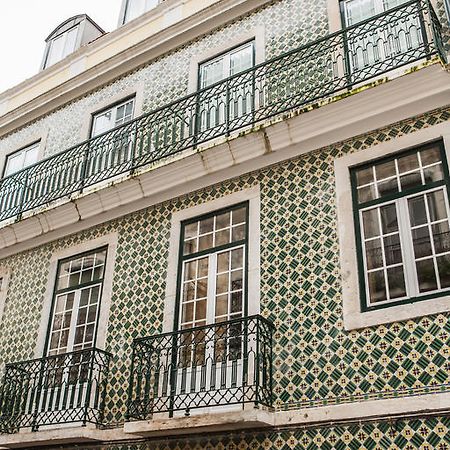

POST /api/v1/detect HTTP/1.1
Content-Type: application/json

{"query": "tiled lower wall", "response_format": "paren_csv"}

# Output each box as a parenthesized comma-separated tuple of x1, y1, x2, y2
(0, 106, 449, 425)
(59, 416, 450, 449)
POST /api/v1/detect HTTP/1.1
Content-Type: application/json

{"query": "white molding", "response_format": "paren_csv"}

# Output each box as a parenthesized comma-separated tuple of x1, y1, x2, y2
(187, 26, 266, 93)
(34, 232, 118, 358)
(335, 121, 450, 330)
(0, 64, 448, 259)
(163, 186, 260, 332)
(0, 0, 274, 139)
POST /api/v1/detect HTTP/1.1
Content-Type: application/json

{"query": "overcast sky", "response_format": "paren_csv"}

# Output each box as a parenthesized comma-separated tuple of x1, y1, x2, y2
(0, 1, 123, 94)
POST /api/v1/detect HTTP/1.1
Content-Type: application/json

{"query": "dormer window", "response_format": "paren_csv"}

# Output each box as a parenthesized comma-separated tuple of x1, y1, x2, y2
(41, 15, 104, 70)
(46, 26, 79, 68)
(121, 0, 160, 24)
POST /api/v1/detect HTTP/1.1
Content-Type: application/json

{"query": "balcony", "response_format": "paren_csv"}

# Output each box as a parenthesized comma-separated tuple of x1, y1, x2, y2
(0, 0, 445, 226)
(126, 315, 274, 420)
(0, 348, 111, 434)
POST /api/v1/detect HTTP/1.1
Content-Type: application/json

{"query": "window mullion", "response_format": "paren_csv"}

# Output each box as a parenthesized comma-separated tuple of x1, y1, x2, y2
(397, 197, 418, 297)
(206, 253, 217, 325)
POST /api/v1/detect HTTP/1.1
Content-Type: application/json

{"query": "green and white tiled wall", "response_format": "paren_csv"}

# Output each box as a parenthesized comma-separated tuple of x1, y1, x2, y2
(0, 106, 448, 427)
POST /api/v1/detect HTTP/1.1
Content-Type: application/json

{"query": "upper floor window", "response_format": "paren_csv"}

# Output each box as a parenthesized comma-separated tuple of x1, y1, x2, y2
(351, 141, 450, 310)
(91, 98, 135, 138)
(122, 0, 160, 24)
(45, 26, 79, 68)
(41, 15, 104, 70)
(341, 0, 409, 26)
(47, 247, 107, 356)
(3, 142, 39, 177)
(199, 42, 254, 89)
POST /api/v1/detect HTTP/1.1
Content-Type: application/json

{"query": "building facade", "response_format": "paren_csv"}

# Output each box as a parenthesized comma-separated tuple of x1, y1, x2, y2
(0, 0, 449, 448)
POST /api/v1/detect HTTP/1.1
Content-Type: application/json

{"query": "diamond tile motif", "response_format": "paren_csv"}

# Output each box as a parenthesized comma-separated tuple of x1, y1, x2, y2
(0, 106, 449, 426)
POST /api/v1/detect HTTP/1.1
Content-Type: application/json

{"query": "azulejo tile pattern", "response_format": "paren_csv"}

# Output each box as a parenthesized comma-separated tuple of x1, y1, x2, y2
(0, 106, 449, 426)
(47, 416, 450, 449)
(0, 0, 329, 160)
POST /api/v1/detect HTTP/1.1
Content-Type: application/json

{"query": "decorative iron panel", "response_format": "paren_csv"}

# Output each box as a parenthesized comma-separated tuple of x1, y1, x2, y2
(0, 0, 445, 223)
(0, 348, 111, 433)
(126, 315, 274, 419)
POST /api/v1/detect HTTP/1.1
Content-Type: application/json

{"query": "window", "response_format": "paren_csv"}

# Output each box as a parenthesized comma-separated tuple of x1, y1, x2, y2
(341, 0, 421, 75)
(91, 98, 135, 137)
(46, 247, 107, 356)
(197, 42, 255, 132)
(352, 141, 450, 310)
(0, 272, 10, 324)
(199, 41, 254, 89)
(178, 203, 248, 333)
(122, 0, 160, 24)
(3, 142, 39, 177)
(44, 26, 79, 69)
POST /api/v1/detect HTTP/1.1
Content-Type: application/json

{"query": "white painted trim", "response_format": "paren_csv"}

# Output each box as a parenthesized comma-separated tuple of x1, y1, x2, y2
(335, 121, 450, 330)
(163, 186, 260, 332)
(79, 82, 145, 140)
(34, 232, 118, 358)
(0, 268, 11, 326)
(187, 26, 266, 93)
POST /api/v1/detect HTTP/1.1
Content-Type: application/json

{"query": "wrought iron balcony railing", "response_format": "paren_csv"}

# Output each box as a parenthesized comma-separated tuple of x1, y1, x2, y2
(126, 315, 274, 419)
(0, 348, 111, 433)
(0, 0, 445, 224)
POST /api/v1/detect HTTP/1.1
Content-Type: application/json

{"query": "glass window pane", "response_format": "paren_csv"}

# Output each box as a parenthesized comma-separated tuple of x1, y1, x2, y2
(384, 234, 402, 265)
(362, 208, 380, 238)
(232, 207, 246, 225)
(356, 167, 373, 186)
(215, 294, 228, 317)
(368, 270, 387, 303)
(416, 259, 438, 292)
(47, 34, 65, 66)
(412, 226, 432, 258)
(387, 266, 407, 299)
(376, 160, 396, 181)
(380, 203, 398, 234)
(365, 238, 383, 270)
(432, 222, 450, 254)
(400, 171, 421, 191)
(199, 217, 214, 234)
(427, 190, 448, 222)
(63, 27, 78, 58)
(423, 165, 444, 183)
(420, 146, 441, 165)
(184, 222, 198, 240)
(92, 110, 113, 137)
(408, 195, 427, 227)
(358, 185, 377, 203)
(344, 0, 376, 25)
(437, 255, 450, 288)
(230, 44, 253, 76)
(398, 153, 419, 173)
(217, 252, 229, 273)
(377, 178, 398, 197)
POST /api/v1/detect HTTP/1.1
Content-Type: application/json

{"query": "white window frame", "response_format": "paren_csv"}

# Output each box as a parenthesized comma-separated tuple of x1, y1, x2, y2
(3, 141, 40, 178)
(335, 122, 450, 330)
(44, 25, 80, 69)
(198, 41, 255, 89)
(91, 97, 136, 138)
(163, 186, 261, 333)
(34, 233, 118, 358)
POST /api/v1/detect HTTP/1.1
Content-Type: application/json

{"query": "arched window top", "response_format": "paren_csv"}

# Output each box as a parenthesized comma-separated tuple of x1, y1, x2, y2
(41, 15, 105, 70)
